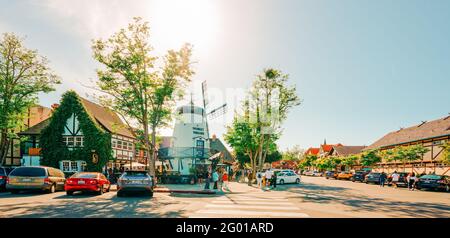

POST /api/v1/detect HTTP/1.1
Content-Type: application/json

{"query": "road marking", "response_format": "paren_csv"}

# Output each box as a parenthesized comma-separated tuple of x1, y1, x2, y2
(205, 204, 301, 210)
(193, 209, 309, 217)
(211, 200, 293, 206)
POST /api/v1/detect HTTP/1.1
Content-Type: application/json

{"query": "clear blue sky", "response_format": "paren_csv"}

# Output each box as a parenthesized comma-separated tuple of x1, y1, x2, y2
(1, 0, 449, 151)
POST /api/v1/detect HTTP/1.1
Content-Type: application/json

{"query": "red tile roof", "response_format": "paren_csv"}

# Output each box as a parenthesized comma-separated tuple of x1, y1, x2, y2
(305, 147, 320, 155)
(321, 143, 343, 152)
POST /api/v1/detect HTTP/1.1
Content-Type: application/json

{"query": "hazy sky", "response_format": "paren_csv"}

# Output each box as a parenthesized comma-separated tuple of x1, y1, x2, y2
(1, 0, 449, 151)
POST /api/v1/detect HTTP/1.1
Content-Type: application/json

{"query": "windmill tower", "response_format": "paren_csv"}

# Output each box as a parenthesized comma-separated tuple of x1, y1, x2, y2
(162, 81, 227, 176)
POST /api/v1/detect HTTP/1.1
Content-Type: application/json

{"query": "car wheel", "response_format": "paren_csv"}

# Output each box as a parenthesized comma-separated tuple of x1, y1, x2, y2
(280, 179, 285, 185)
(295, 178, 300, 184)
(106, 185, 110, 192)
(11, 190, 20, 194)
(98, 185, 104, 195)
(117, 191, 124, 197)
(148, 191, 154, 198)
(66, 191, 74, 196)
(48, 184, 56, 193)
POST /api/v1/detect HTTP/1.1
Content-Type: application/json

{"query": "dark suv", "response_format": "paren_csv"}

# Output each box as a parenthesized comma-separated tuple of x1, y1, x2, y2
(352, 171, 369, 182)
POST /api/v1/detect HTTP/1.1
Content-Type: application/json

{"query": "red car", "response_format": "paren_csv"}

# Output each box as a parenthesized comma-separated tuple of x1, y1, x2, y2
(65, 172, 110, 195)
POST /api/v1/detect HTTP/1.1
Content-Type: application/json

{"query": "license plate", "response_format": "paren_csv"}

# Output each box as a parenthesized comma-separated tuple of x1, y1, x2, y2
(130, 181, 140, 184)
(424, 181, 430, 183)
(22, 178, 32, 182)
(78, 181, 85, 184)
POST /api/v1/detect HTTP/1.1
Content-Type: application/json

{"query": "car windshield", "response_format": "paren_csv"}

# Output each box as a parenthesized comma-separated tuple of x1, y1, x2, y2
(10, 167, 46, 177)
(420, 175, 442, 180)
(72, 173, 98, 179)
(124, 171, 148, 177)
(370, 173, 381, 176)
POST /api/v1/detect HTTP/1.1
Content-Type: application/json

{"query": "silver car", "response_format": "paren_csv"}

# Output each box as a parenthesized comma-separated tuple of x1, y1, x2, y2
(117, 171, 154, 197)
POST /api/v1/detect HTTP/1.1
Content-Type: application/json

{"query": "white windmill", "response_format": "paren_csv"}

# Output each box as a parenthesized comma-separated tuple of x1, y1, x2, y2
(159, 81, 227, 177)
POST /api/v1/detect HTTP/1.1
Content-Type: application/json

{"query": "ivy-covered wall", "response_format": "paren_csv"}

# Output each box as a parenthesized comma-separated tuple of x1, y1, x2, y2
(40, 91, 113, 172)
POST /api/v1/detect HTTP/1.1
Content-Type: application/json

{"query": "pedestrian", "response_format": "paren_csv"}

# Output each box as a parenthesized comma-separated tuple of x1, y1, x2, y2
(235, 170, 241, 182)
(379, 172, 387, 187)
(204, 172, 211, 190)
(213, 170, 219, 190)
(222, 172, 230, 192)
(272, 172, 277, 188)
(256, 171, 263, 188)
(265, 169, 273, 189)
(391, 171, 399, 189)
(247, 169, 253, 186)
(408, 172, 417, 191)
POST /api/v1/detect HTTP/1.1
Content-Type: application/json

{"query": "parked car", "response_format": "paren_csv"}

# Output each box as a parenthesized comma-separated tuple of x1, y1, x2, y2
(337, 171, 353, 180)
(416, 174, 450, 192)
(352, 171, 370, 182)
(0, 167, 14, 191)
(304, 170, 322, 176)
(325, 171, 338, 179)
(302, 170, 312, 176)
(117, 171, 154, 197)
(387, 172, 409, 187)
(65, 172, 111, 195)
(276, 171, 301, 185)
(6, 166, 66, 194)
(364, 172, 382, 184)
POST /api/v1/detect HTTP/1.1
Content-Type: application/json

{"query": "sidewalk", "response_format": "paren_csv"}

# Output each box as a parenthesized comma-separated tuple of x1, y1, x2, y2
(109, 181, 262, 194)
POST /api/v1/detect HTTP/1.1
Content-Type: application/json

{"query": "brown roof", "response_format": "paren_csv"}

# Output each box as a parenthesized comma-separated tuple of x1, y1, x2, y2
(19, 118, 51, 135)
(332, 145, 366, 156)
(79, 97, 135, 138)
(366, 115, 450, 150)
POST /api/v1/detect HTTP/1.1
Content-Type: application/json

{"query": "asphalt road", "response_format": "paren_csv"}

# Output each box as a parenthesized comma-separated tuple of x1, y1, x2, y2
(1, 176, 449, 218)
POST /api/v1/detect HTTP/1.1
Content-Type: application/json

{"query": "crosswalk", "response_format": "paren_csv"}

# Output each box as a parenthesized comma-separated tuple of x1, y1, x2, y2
(189, 194, 309, 218)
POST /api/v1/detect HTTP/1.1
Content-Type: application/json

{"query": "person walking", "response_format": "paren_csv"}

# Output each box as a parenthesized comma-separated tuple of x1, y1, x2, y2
(213, 170, 219, 190)
(379, 172, 387, 187)
(204, 172, 211, 190)
(256, 171, 263, 188)
(265, 169, 273, 189)
(271, 172, 277, 189)
(408, 172, 417, 191)
(391, 171, 399, 189)
(222, 172, 230, 192)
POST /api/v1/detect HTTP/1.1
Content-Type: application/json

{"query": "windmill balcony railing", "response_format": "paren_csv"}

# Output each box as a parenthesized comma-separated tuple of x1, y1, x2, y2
(157, 147, 213, 160)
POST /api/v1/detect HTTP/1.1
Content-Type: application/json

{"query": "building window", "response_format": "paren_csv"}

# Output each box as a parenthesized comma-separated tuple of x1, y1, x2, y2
(62, 161, 70, 172)
(63, 136, 83, 147)
(128, 142, 133, 151)
(117, 141, 122, 149)
(112, 139, 117, 148)
(60, 160, 85, 172)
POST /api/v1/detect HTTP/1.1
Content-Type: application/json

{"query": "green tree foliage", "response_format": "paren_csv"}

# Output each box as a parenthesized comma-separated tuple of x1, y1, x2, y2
(92, 17, 194, 176)
(40, 91, 112, 172)
(341, 155, 359, 168)
(298, 154, 318, 169)
(282, 145, 304, 162)
(440, 142, 450, 165)
(0, 33, 60, 165)
(313, 156, 338, 171)
(359, 149, 382, 167)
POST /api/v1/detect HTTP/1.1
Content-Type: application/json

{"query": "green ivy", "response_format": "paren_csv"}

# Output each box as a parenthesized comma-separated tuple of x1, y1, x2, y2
(40, 91, 113, 172)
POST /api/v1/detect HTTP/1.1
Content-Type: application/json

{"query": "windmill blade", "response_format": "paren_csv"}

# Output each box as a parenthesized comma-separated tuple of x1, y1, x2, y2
(207, 103, 227, 120)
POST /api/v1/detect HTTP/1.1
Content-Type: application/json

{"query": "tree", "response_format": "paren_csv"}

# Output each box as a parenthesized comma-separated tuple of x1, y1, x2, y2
(247, 68, 301, 171)
(298, 154, 318, 170)
(314, 156, 338, 171)
(0, 33, 60, 165)
(440, 142, 450, 165)
(359, 149, 381, 168)
(341, 155, 359, 170)
(399, 145, 429, 172)
(92, 18, 194, 176)
(282, 145, 304, 162)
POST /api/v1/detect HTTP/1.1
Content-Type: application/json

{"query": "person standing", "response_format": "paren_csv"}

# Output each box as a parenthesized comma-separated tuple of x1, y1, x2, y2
(379, 172, 387, 187)
(213, 170, 219, 190)
(265, 169, 273, 189)
(391, 171, 399, 189)
(408, 172, 417, 191)
(222, 172, 230, 192)
(256, 171, 263, 188)
(272, 172, 277, 188)
(204, 172, 211, 190)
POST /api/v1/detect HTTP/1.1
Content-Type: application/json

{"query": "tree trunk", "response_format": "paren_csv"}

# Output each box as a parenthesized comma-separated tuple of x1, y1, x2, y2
(0, 130, 10, 166)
